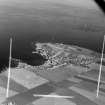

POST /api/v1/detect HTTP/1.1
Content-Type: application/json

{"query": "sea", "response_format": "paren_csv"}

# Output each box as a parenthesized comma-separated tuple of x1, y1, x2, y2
(0, 0, 105, 71)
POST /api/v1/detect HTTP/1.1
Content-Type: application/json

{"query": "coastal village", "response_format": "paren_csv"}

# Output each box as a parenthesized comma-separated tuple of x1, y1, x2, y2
(1, 42, 105, 105)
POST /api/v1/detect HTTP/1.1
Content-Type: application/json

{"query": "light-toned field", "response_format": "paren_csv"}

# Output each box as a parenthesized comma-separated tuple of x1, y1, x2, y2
(3, 68, 48, 89)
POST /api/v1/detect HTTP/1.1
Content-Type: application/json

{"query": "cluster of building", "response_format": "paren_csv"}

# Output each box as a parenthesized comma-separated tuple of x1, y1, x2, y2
(34, 44, 97, 70)
(68, 55, 96, 67)
(34, 43, 64, 59)
(48, 55, 95, 68)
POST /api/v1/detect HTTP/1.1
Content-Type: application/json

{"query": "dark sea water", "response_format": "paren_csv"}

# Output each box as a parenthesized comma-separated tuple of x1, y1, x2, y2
(0, 0, 105, 70)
